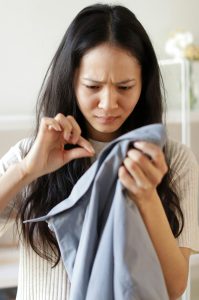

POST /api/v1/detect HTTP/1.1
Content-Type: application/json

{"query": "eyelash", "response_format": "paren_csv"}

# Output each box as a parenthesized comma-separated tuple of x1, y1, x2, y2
(85, 85, 99, 89)
(119, 86, 133, 90)
(85, 85, 133, 90)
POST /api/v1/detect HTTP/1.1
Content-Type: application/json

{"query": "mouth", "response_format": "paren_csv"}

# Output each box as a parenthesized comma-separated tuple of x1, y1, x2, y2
(95, 115, 120, 124)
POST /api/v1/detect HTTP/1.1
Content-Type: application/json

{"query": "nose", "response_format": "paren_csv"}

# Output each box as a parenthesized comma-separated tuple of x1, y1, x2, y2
(98, 87, 118, 111)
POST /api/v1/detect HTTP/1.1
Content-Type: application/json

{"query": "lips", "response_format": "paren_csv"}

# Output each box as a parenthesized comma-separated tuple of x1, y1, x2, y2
(95, 115, 119, 124)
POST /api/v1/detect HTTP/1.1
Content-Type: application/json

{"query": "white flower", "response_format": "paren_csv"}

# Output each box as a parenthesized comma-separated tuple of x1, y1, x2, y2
(165, 31, 194, 58)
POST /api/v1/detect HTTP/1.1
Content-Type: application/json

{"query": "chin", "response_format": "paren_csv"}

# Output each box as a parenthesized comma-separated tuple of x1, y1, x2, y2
(95, 125, 121, 134)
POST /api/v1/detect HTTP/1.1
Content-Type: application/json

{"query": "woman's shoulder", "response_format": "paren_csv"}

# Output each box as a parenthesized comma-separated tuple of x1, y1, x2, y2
(0, 137, 33, 174)
(2, 137, 32, 159)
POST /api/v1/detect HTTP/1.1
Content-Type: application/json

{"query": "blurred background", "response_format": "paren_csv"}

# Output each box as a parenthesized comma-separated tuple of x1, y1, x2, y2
(0, 0, 199, 299)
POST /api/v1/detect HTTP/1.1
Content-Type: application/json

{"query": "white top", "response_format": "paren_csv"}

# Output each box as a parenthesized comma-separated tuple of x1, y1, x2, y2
(0, 137, 199, 299)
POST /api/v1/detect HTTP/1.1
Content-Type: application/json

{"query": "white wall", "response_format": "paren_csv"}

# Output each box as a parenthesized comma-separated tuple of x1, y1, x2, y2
(0, 0, 198, 117)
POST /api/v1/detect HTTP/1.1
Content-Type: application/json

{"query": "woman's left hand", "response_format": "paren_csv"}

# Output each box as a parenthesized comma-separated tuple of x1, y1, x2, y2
(118, 141, 168, 206)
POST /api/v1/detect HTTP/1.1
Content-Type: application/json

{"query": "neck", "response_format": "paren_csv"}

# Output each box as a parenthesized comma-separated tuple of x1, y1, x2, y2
(87, 125, 120, 142)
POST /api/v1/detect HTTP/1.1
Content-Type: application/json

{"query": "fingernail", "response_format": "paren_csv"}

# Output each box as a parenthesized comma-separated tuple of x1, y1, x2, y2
(86, 146, 95, 153)
(134, 141, 141, 147)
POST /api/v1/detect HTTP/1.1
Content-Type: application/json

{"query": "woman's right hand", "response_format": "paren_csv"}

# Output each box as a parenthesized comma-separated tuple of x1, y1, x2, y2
(20, 114, 95, 180)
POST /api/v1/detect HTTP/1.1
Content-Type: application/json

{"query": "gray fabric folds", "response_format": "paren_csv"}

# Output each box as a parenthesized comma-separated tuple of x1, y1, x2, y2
(25, 124, 169, 300)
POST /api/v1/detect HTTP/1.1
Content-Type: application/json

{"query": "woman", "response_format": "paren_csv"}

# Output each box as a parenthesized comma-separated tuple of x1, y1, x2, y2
(0, 3, 198, 300)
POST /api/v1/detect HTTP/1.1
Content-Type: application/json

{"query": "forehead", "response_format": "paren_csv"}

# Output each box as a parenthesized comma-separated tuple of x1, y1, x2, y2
(77, 43, 141, 80)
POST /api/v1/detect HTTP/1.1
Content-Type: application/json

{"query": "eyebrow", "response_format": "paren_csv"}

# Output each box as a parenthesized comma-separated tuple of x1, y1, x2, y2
(82, 78, 136, 84)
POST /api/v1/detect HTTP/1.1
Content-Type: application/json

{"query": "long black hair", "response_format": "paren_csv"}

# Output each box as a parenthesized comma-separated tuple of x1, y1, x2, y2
(17, 3, 184, 265)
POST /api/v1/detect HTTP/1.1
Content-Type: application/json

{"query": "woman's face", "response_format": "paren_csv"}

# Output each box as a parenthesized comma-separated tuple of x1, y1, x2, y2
(74, 43, 142, 142)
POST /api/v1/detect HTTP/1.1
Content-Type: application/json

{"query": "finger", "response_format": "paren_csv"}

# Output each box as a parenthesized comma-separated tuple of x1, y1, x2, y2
(66, 116, 81, 144)
(127, 149, 163, 185)
(133, 141, 168, 174)
(54, 114, 82, 144)
(63, 146, 94, 163)
(54, 114, 95, 153)
(123, 157, 152, 189)
(40, 117, 62, 132)
(54, 113, 73, 140)
(77, 136, 95, 154)
(48, 124, 62, 132)
(118, 166, 138, 195)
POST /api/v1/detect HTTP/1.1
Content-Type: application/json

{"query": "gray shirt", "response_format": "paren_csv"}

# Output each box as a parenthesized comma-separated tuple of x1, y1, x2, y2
(25, 124, 169, 300)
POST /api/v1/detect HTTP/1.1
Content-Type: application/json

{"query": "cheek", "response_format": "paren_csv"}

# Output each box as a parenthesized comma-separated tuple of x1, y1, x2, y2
(123, 92, 141, 114)
(124, 101, 137, 115)
(76, 90, 96, 112)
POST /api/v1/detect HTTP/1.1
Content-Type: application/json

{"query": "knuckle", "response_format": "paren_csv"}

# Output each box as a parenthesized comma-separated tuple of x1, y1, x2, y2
(137, 153, 144, 164)
(130, 160, 137, 170)
(150, 174, 162, 187)
(67, 115, 74, 121)
(156, 175, 162, 185)
(67, 116, 81, 132)
(66, 115, 73, 124)
(154, 152, 162, 162)
(56, 113, 63, 119)
(164, 163, 168, 174)
(125, 157, 136, 170)
(75, 125, 81, 135)
(161, 161, 168, 175)
(157, 170, 166, 184)
(67, 115, 77, 127)
(127, 149, 134, 157)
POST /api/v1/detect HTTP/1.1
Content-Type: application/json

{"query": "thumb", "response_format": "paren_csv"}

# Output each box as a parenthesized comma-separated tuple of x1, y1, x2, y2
(63, 147, 95, 163)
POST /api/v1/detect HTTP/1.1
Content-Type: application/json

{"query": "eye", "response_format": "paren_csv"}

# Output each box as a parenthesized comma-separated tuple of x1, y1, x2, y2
(118, 86, 133, 90)
(85, 85, 100, 90)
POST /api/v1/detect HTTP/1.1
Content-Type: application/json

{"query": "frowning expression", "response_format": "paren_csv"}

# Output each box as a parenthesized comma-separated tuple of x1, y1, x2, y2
(75, 43, 142, 142)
